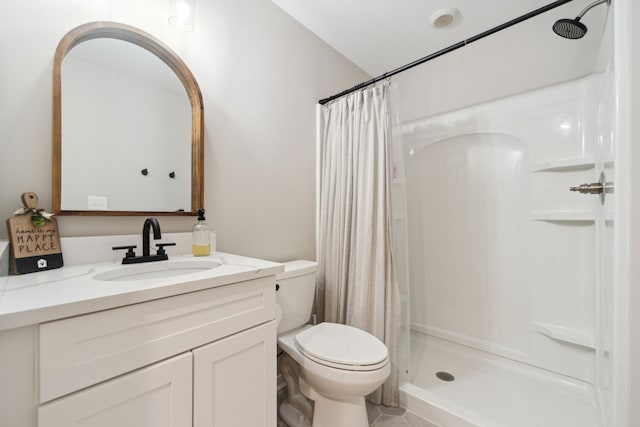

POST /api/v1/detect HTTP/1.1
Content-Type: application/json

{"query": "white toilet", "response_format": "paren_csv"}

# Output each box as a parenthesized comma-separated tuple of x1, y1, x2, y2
(276, 260, 390, 427)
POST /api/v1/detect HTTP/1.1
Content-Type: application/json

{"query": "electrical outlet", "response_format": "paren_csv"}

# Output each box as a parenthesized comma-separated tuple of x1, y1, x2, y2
(88, 196, 108, 210)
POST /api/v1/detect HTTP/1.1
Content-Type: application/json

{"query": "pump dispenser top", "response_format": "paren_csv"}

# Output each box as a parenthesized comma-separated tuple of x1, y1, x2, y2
(192, 208, 210, 257)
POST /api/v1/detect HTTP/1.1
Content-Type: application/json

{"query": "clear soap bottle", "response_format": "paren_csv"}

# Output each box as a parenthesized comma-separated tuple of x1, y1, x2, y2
(192, 208, 210, 257)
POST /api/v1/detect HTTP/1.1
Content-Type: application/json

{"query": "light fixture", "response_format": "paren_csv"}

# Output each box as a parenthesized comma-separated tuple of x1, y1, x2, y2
(168, 0, 195, 32)
(429, 8, 461, 29)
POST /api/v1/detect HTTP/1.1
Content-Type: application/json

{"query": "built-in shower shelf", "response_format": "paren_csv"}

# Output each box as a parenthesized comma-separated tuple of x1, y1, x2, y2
(531, 157, 596, 172)
(531, 210, 595, 221)
(532, 321, 596, 349)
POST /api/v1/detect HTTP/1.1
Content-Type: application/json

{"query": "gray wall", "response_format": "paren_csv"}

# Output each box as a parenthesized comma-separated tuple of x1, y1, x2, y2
(0, 0, 369, 262)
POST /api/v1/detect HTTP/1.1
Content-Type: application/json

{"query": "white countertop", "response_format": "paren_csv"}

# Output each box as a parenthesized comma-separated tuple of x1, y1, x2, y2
(0, 251, 283, 331)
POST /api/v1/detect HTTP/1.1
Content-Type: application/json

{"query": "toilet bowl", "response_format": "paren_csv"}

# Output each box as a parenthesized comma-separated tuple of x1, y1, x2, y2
(276, 261, 390, 427)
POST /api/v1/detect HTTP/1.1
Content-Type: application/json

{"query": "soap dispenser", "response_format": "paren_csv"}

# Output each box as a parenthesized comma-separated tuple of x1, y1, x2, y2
(192, 208, 210, 257)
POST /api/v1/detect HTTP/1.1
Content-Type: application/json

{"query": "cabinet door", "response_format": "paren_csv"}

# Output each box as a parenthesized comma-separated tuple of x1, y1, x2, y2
(193, 321, 277, 427)
(38, 353, 192, 427)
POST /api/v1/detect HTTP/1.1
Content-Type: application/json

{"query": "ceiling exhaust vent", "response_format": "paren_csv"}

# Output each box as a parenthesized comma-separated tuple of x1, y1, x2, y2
(429, 8, 462, 29)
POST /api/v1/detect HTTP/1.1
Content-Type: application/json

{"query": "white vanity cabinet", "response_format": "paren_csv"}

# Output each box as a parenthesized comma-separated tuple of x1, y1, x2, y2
(0, 274, 277, 427)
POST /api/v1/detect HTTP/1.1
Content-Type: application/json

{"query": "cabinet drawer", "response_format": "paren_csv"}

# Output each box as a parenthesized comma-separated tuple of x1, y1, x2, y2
(39, 276, 275, 403)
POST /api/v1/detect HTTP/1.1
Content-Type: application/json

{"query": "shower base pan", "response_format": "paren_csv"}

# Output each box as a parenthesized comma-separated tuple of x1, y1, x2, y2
(400, 331, 600, 427)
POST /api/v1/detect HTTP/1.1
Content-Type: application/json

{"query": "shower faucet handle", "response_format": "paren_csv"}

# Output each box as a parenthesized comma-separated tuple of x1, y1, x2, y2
(569, 183, 604, 194)
(569, 172, 613, 205)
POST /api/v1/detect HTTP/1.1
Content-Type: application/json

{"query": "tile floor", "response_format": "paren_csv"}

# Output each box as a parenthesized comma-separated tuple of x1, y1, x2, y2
(277, 391, 438, 427)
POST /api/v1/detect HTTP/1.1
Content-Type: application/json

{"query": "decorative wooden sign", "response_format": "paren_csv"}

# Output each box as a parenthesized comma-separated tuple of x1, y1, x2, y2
(6, 192, 63, 274)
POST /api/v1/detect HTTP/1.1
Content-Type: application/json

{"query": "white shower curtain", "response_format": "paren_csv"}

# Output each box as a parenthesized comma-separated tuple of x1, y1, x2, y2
(317, 82, 400, 406)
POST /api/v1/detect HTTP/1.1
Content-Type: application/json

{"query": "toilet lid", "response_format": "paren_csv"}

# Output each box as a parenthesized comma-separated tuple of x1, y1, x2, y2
(295, 323, 388, 370)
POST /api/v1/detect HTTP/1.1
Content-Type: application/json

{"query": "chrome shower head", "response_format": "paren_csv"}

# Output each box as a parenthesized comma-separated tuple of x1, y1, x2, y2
(553, 17, 588, 39)
(552, 0, 610, 39)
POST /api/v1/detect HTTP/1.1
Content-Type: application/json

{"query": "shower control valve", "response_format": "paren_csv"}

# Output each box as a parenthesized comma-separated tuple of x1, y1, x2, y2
(569, 183, 604, 195)
(569, 172, 613, 205)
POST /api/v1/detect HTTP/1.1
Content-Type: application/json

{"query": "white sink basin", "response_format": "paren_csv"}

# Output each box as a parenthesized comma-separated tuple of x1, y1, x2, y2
(93, 260, 221, 282)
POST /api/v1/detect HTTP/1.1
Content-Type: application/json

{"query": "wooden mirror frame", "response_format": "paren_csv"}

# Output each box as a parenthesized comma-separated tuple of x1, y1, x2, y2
(52, 21, 204, 216)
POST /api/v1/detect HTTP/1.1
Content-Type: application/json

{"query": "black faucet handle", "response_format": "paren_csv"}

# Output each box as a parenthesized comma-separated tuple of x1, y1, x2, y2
(113, 245, 137, 258)
(156, 242, 176, 256)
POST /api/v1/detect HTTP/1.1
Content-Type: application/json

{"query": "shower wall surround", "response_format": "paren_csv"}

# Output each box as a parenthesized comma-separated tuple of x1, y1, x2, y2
(396, 73, 612, 386)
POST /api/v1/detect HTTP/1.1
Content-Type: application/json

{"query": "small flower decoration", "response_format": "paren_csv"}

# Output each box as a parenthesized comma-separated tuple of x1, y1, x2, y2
(14, 207, 54, 229)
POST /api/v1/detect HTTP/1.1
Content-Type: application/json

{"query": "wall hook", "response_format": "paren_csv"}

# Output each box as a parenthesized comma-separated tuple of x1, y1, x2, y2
(141, 168, 148, 176)
(169, 171, 175, 179)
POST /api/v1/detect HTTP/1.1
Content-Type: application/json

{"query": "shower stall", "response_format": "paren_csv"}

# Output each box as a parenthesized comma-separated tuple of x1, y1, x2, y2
(389, 2, 617, 426)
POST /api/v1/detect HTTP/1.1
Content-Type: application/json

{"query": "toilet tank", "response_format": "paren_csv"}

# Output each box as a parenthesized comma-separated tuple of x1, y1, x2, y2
(276, 260, 317, 334)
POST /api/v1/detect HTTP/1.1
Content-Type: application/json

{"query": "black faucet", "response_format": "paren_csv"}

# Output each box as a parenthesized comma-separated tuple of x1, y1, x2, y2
(142, 217, 162, 257)
(112, 217, 176, 264)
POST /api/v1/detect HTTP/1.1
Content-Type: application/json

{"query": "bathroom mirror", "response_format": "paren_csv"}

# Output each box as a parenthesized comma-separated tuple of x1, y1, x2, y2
(52, 22, 204, 215)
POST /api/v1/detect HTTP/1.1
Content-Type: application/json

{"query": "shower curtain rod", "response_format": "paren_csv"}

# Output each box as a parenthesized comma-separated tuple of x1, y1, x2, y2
(318, 0, 574, 105)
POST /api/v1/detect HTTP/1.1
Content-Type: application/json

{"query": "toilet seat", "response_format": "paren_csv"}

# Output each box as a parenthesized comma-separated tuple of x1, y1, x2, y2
(295, 323, 389, 371)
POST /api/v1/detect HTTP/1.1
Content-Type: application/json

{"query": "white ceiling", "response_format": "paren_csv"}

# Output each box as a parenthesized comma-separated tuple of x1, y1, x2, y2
(269, 0, 608, 77)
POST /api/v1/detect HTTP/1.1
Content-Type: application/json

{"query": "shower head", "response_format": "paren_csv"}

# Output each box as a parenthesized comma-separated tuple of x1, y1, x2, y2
(552, 17, 588, 39)
(552, 0, 611, 39)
